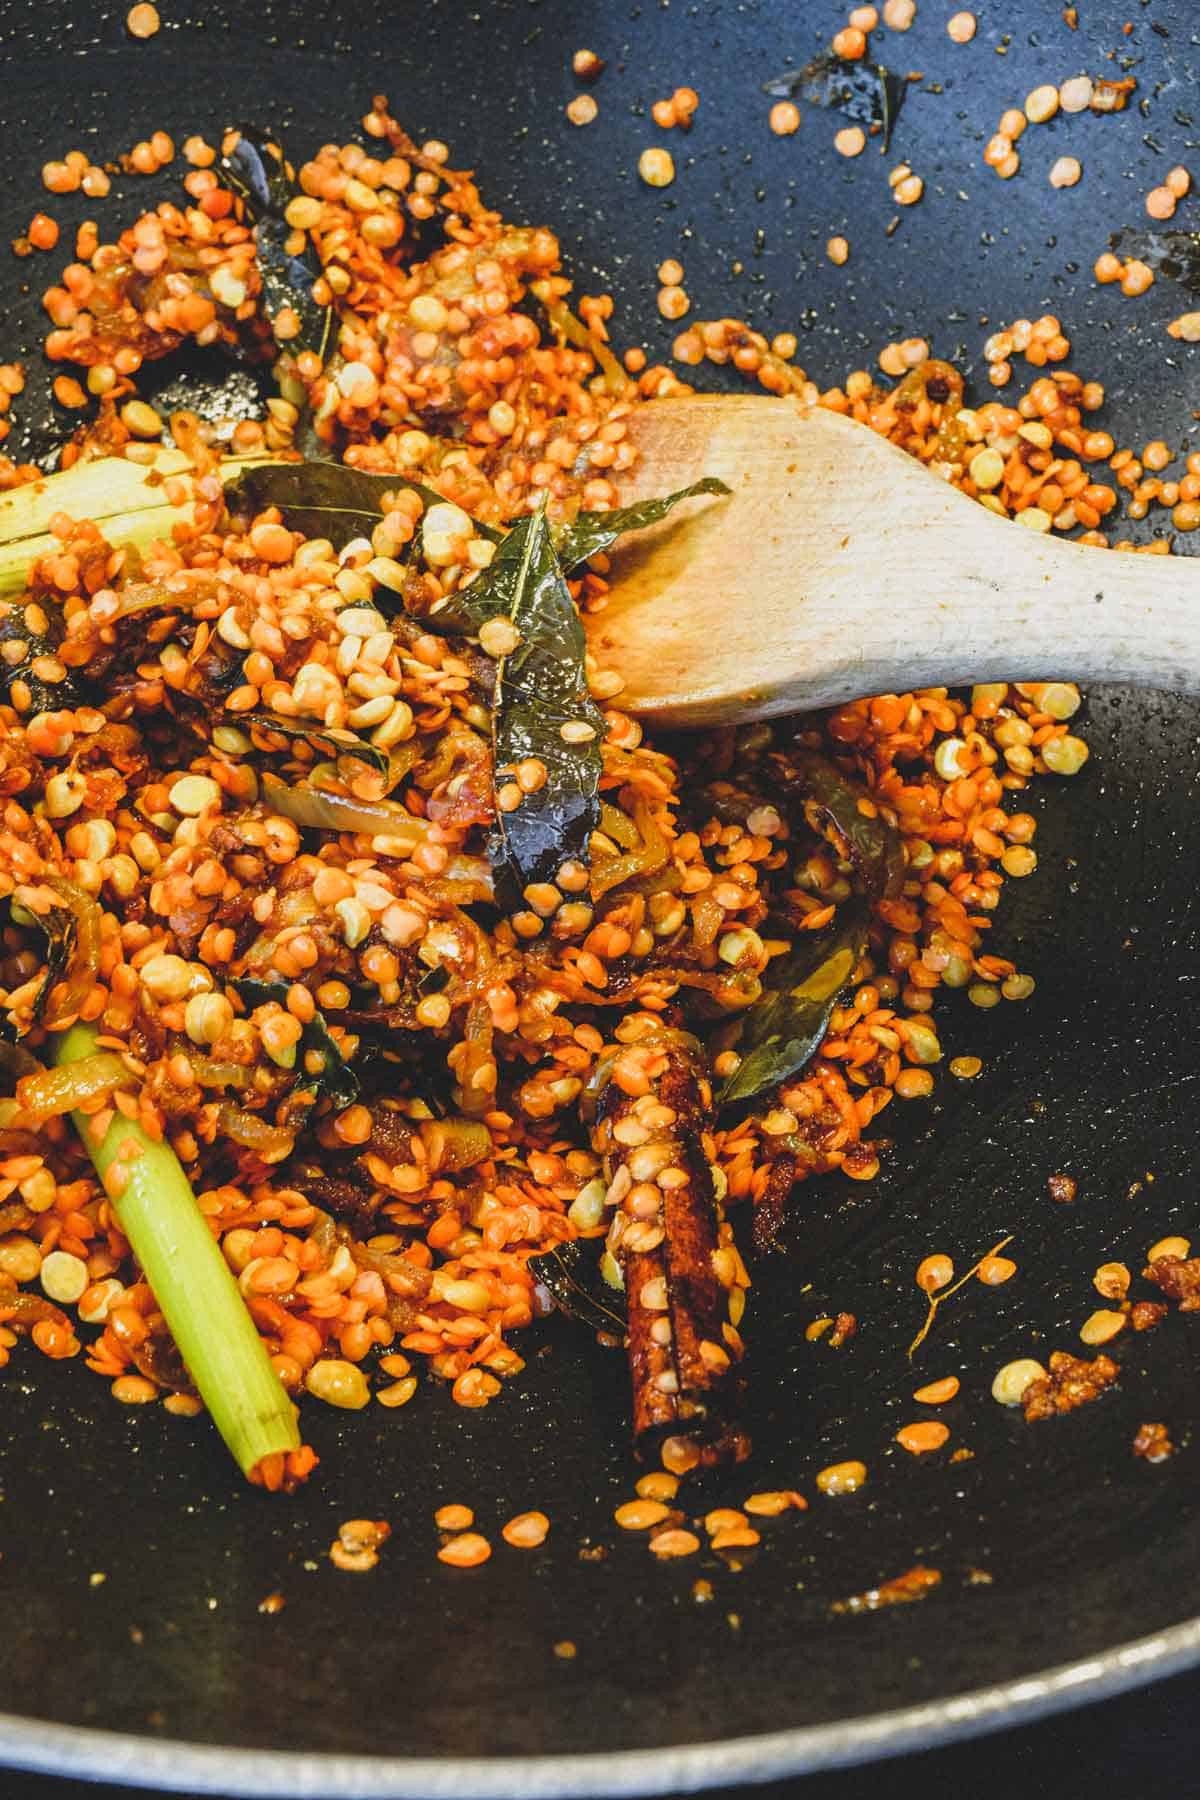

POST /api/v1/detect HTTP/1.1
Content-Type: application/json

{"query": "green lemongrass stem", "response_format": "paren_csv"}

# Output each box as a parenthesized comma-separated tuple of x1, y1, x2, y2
(0, 449, 276, 601)
(57, 1020, 300, 1479)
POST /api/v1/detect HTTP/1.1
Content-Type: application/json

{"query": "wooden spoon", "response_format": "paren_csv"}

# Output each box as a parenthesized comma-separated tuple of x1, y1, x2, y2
(589, 395, 1200, 726)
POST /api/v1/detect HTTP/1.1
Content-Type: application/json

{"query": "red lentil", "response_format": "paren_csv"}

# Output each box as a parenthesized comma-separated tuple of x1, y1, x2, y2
(437, 1532, 492, 1568)
(501, 1510, 551, 1548)
(913, 1376, 960, 1404)
(896, 1420, 950, 1454)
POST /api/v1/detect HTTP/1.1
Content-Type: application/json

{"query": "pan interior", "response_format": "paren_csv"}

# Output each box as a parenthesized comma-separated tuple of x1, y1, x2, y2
(0, 0, 1197, 1784)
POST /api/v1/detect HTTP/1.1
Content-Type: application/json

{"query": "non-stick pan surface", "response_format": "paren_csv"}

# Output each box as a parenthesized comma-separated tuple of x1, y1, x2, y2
(1, 1, 1199, 1792)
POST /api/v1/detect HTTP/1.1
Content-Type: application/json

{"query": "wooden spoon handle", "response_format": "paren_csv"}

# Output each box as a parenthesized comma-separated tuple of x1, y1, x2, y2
(599, 401, 1200, 725)
(834, 447, 1200, 700)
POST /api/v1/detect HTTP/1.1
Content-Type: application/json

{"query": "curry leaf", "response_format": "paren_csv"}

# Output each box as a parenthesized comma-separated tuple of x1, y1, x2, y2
(223, 460, 500, 554)
(484, 503, 605, 898)
(553, 477, 732, 571)
(718, 753, 904, 1107)
(763, 52, 907, 151)
(243, 711, 394, 780)
(718, 903, 868, 1107)
(782, 749, 906, 904)
(421, 503, 541, 638)
(232, 977, 359, 1108)
(220, 128, 334, 364)
(530, 1237, 627, 1337)
(0, 895, 76, 1042)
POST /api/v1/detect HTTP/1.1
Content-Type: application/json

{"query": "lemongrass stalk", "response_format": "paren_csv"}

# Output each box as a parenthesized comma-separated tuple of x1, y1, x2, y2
(57, 1020, 300, 1480)
(0, 450, 274, 601)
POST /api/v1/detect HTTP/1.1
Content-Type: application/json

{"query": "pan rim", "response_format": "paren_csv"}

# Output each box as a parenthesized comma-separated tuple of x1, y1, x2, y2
(1, 1610, 1197, 1796)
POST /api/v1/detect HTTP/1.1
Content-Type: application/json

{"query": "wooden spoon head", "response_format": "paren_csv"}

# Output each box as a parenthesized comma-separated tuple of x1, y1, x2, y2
(588, 396, 966, 726)
(590, 397, 910, 727)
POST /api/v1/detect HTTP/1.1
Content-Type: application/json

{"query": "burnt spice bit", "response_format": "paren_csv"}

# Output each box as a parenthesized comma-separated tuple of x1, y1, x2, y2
(1021, 1351, 1119, 1422)
(833, 1565, 941, 1614)
(1144, 1254, 1200, 1310)
(1133, 1422, 1174, 1462)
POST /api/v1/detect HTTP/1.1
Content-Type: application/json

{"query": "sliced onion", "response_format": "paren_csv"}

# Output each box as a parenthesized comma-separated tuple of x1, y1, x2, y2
(537, 293, 629, 396)
(41, 876, 103, 1028)
(15, 1050, 129, 1124)
(261, 775, 431, 843)
(418, 1117, 492, 1173)
(188, 1058, 252, 1089)
(591, 798, 670, 900)
(216, 1102, 295, 1162)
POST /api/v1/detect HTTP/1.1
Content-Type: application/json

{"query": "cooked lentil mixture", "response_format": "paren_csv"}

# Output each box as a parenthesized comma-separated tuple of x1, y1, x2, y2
(0, 96, 1139, 1493)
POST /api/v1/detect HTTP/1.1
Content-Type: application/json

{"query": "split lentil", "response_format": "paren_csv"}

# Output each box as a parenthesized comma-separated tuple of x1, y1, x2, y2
(991, 1358, 1046, 1406)
(126, 3, 160, 35)
(895, 1420, 949, 1454)
(913, 1376, 959, 1404)
(638, 148, 675, 189)
(816, 1460, 867, 1495)
(1079, 1309, 1125, 1346)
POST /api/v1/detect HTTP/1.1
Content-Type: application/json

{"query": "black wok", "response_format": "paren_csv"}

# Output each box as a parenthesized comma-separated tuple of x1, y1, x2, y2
(1, 0, 1199, 1792)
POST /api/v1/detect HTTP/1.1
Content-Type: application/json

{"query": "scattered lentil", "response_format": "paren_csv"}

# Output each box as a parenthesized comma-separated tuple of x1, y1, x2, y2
(1094, 1262, 1131, 1300)
(126, 2, 160, 34)
(1080, 1309, 1125, 1346)
(437, 1533, 492, 1568)
(913, 1376, 960, 1405)
(638, 148, 675, 188)
(896, 1420, 950, 1454)
(977, 1255, 1017, 1286)
(816, 1460, 867, 1495)
(648, 1527, 701, 1558)
(991, 1358, 1047, 1406)
(502, 1511, 551, 1548)
(1025, 85, 1060, 124)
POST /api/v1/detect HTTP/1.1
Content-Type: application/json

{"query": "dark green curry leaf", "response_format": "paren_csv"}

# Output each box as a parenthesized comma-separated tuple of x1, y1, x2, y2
(718, 902, 869, 1107)
(421, 501, 542, 638)
(220, 128, 334, 364)
(484, 503, 605, 898)
(1109, 225, 1200, 292)
(243, 711, 394, 779)
(232, 977, 359, 1108)
(223, 459, 501, 555)
(530, 1237, 626, 1337)
(763, 53, 907, 151)
(781, 749, 906, 904)
(718, 753, 904, 1108)
(0, 895, 76, 1042)
(553, 477, 732, 571)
